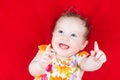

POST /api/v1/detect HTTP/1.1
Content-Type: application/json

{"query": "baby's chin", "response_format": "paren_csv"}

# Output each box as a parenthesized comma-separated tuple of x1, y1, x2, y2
(55, 49, 74, 58)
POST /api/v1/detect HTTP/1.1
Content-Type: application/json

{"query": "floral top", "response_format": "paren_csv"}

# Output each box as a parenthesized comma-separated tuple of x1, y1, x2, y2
(34, 45, 88, 80)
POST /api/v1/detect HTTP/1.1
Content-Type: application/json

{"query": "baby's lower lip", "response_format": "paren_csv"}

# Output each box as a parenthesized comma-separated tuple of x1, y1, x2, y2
(59, 43, 70, 49)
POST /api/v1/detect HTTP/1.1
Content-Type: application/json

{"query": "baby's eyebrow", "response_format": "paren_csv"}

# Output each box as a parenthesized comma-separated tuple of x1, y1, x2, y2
(54, 27, 63, 30)
(71, 30, 79, 34)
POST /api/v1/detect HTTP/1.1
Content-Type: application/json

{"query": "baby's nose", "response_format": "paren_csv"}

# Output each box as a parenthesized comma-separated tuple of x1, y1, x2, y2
(62, 36, 69, 42)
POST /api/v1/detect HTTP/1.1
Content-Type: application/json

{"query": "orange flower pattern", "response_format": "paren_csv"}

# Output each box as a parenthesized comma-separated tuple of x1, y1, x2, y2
(50, 76, 67, 80)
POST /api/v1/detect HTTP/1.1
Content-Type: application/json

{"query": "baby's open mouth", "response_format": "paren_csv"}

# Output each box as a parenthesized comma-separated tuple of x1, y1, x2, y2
(59, 43, 70, 49)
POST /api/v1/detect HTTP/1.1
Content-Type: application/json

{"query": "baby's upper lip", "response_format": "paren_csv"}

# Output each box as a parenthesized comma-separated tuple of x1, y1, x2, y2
(59, 43, 70, 49)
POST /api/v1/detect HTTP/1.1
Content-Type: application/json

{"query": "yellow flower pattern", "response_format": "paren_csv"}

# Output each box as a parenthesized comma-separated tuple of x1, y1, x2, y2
(55, 65, 71, 74)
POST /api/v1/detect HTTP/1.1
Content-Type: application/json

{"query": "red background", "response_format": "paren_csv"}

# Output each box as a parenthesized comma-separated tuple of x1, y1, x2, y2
(0, 0, 120, 80)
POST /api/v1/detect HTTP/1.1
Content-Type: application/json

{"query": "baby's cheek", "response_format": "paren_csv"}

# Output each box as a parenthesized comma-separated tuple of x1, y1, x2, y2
(70, 44, 82, 53)
(52, 36, 59, 43)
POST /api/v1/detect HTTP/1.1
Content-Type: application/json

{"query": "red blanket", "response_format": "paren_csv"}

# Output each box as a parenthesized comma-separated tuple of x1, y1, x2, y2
(0, 0, 120, 80)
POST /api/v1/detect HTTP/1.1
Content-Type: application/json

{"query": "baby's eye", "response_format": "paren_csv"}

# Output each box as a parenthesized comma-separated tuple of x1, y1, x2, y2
(58, 30, 63, 34)
(71, 33, 77, 37)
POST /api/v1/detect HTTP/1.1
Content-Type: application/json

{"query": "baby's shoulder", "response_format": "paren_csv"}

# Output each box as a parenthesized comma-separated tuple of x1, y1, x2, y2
(38, 44, 48, 50)
(77, 51, 89, 57)
(38, 44, 48, 55)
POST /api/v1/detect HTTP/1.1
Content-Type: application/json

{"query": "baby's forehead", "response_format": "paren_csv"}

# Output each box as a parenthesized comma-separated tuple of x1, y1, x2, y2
(54, 16, 87, 34)
(55, 16, 85, 29)
(58, 16, 83, 23)
(56, 16, 85, 26)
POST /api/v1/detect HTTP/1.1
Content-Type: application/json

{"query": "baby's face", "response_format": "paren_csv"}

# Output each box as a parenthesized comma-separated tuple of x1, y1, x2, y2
(52, 16, 88, 58)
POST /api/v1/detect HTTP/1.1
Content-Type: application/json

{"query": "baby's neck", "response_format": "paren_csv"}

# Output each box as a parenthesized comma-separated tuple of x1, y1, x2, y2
(55, 54, 74, 61)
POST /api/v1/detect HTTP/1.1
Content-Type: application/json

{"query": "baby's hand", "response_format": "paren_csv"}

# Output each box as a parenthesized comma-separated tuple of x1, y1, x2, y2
(90, 41, 107, 63)
(40, 44, 54, 68)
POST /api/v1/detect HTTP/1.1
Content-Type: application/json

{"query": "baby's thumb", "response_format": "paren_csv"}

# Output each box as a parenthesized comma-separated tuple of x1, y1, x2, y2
(90, 50, 96, 56)
(46, 44, 51, 52)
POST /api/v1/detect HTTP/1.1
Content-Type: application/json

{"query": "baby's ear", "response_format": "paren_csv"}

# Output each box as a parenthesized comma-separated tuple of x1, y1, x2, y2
(52, 31, 54, 35)
(81, 40, 88, 50)
(52, 31, 55, 35)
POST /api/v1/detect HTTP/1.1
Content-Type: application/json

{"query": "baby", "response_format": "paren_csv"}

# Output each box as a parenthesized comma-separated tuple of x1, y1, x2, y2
(28, 11, 107, 80)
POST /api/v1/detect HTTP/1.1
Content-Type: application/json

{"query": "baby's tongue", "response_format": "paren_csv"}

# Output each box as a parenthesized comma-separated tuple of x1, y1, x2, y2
(59, 43, 69, 49)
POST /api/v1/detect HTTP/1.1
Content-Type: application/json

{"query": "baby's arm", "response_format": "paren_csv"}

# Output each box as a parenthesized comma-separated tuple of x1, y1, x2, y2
(80, 41, 107, 71)
(28, 44, 53, 77)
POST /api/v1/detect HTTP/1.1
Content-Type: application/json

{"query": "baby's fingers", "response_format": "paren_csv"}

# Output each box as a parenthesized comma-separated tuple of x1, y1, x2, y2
(99, 54, 107, 63)
(94, 41, 100, 52)
(43, 52, 53, 59)
(95, 51, 104, 59)
(95, 51, 107, 63)
(41, 56, 52, 64)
